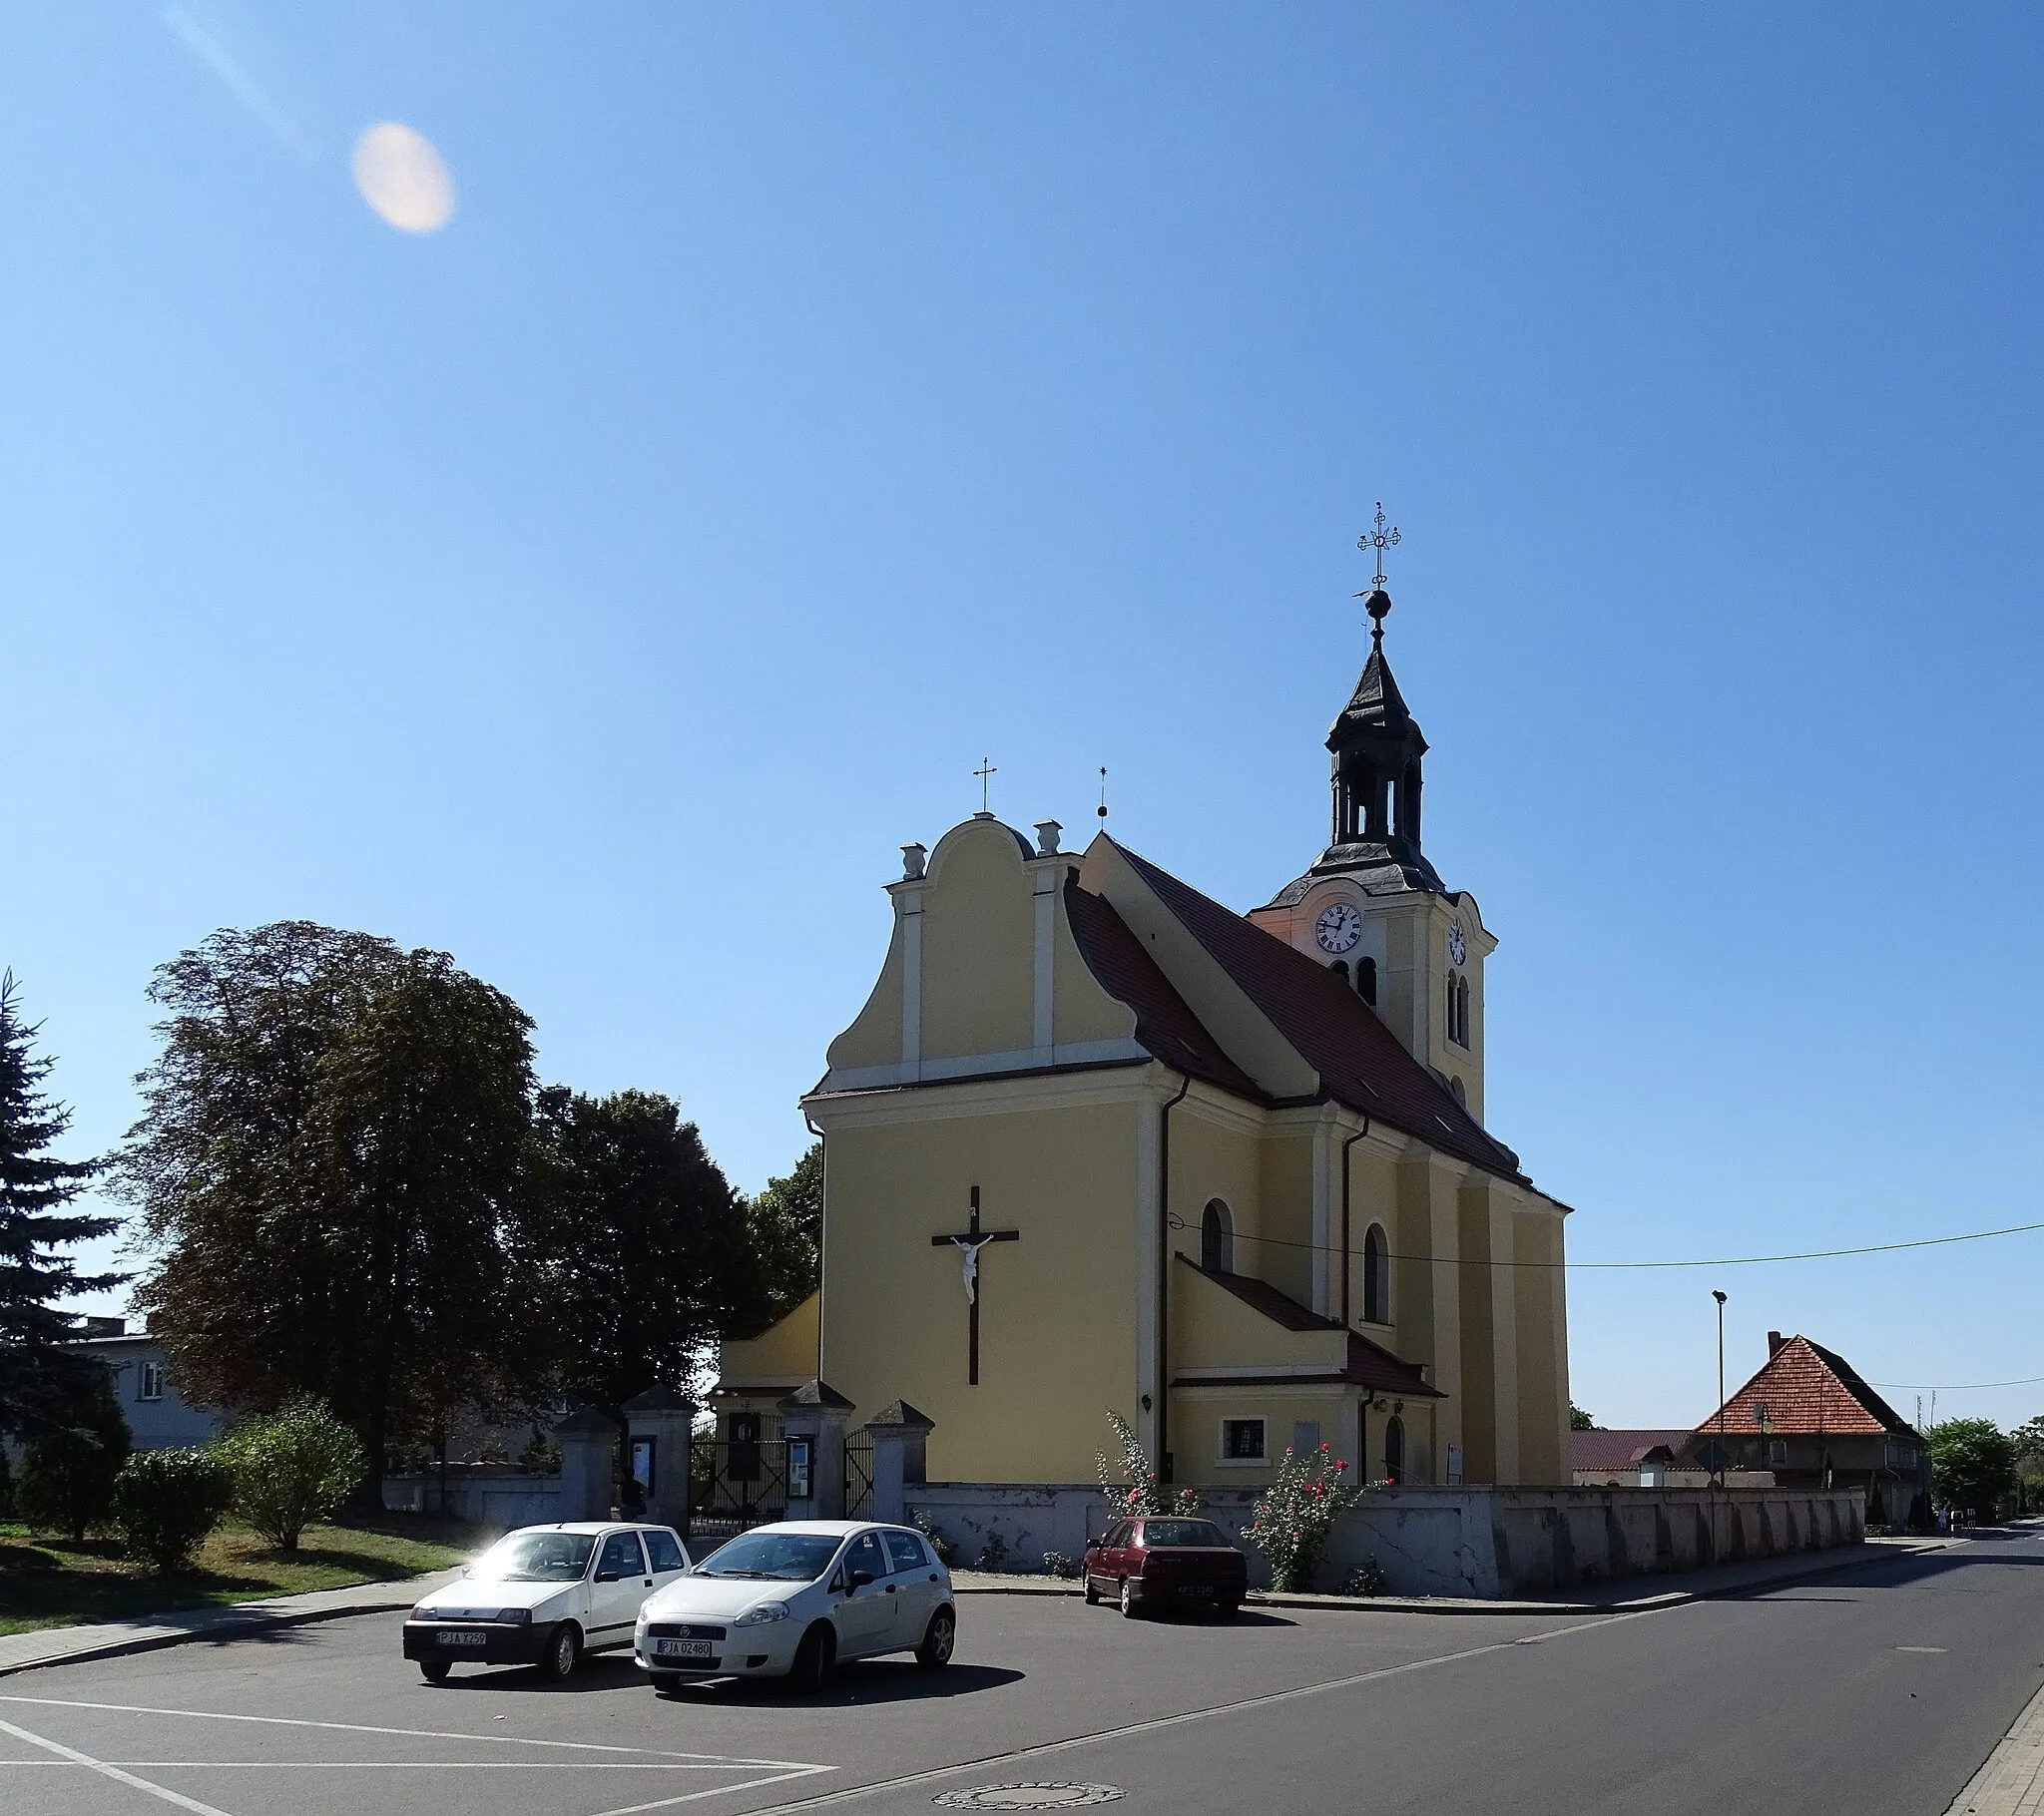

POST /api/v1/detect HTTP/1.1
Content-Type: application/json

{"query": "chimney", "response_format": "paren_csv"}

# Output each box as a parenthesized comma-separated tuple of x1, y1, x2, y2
(1768, 1330, 1785, 1357)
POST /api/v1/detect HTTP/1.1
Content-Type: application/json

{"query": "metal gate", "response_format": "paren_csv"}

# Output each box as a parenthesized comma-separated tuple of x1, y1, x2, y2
(844, 1425, 875, 1520)
(689, 1434, 788, 1539)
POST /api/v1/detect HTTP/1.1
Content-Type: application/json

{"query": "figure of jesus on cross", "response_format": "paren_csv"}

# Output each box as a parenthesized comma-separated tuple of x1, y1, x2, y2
(931, 1186, 1019, 1386)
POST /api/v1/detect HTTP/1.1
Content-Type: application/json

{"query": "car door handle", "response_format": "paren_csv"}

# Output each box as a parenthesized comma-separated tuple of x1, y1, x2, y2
(885, 1584, 897, 1593)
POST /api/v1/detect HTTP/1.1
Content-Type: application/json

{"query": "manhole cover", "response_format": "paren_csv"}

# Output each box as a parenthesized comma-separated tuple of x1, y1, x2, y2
(934, 1787, 1124, 1810)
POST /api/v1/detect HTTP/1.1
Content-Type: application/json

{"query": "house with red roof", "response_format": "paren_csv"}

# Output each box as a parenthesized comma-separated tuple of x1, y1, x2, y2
(719, 568, 1574, 1498)
(1686, 1332, 1930, 1526)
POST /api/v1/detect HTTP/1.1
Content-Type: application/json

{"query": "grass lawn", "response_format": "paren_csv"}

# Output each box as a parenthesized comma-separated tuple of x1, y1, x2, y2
(0, 1515, 481, 1635)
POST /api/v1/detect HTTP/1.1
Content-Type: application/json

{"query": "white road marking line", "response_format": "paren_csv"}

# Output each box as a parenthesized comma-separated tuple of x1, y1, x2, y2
(1898, 1645, 1950, 1653)
(584, 1768, 854, 1816)
(0, 1693, 811, 1769)
(703, 1611, 1674, 1816)
(0, 1761, 799, 1771)
(0, 1714, 238, 1816)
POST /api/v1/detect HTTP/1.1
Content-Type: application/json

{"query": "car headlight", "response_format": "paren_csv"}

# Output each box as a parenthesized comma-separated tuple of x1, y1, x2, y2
(497, 1608, 533, 1624)
(411, 1604, 435, 1620)
(733, 1600, 789, 1627)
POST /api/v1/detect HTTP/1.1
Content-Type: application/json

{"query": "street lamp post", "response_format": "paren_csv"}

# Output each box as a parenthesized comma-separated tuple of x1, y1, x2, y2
(1712, 1289, 1728, 1563)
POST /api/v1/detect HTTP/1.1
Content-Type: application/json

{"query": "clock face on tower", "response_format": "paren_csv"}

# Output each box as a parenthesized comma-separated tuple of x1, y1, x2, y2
(1448, 922, 1467, 965)
(1314, 903, 1362, 954)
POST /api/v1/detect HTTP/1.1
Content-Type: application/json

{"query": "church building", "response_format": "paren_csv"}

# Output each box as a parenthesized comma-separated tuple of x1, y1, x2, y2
(719, 574, 1573, 1492)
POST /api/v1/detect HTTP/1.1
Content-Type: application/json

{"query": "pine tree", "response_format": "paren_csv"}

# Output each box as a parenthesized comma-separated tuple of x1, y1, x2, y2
(0, 973, 120, 1438)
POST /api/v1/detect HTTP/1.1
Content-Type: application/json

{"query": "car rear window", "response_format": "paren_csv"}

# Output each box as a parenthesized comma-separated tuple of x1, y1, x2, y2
(1140, 1520, 1231, 1548)
(644, 1530, 688, 1573)
(598, 1531, 646, 1578)
(883, 1531, 928, 1573)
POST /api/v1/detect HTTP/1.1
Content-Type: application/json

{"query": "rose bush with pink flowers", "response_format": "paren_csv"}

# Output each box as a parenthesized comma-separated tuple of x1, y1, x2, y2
(1242, 1444, 1360, 1591)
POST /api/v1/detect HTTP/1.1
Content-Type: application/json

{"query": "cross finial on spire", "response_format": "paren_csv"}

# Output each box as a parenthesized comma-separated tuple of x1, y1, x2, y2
(973, 756, 997, 814)
(1355, 502, 1401, 646)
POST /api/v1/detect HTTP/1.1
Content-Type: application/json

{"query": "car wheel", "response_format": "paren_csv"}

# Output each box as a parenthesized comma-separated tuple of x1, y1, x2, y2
(418, 1659, 452, 1683)
(1082, 1571, 1100, 1606)
(786, 1622, 836, 1695)
(1216, 1599, 1242, 1620)
(1118, 1578, 1140, 1618)
(915, 1605, 956, 1669)
(536, 1621, 582, 1682)
(648, 1671, 682, 1696)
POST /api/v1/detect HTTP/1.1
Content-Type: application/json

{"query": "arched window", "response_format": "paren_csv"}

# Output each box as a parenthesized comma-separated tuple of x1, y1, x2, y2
(1361, 1223, 1388, 1324)
(1357, 956, 1378, 1006)
(1445, 970, 1459, 1043)
(1458, 975, 1471, 1046)
(1330, 959, 1349, 984)
(1448, 1076, 1466, 1108)
(1202, 1199, 1234, 1275)
(1383, 1415, 1405, 1485)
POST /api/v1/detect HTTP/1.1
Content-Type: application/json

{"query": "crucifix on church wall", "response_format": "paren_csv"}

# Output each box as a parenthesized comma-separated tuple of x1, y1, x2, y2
(931, 1185, 1019, 1386)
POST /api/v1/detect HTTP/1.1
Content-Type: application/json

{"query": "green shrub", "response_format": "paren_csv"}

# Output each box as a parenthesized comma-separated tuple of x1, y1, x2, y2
(909, 1508, 956, 1564)
(1242, 1444, 1361, 1592)
(1094, 1410, 1201, 1519)
(1340, 1557, 1388, 1597)
(20, 1368, 131, 1541)
(1041, 1550, 1080, 1580)
(111, 1449, 234, 1573)
(213, 1399, 366, 1553)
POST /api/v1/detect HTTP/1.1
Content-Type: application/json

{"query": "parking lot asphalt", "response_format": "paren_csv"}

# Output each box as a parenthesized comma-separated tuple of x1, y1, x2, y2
(4, 1532, 2041, 1816)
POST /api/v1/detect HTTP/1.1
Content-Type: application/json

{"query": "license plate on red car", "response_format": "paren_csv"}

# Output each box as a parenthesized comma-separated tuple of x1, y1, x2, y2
(1176, 1586, 1215, 1597)
(435, 1630, 488, 1646)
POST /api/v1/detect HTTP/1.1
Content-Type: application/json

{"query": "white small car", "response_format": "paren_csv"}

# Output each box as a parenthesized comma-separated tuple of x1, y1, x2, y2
(633, 1520, 955, 1692)
(404, 1522, 692, 1682)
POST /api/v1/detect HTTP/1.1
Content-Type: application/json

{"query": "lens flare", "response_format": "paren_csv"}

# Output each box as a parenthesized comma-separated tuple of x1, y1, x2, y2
(351, 123, 455, 233)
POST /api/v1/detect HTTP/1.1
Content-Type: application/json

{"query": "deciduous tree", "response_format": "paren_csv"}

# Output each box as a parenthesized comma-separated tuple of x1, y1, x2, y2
(528, 1088, 747, 1422)
(729, 1140, 821, 1337)
(119, 923, 547, 1501)
(1927, 1417, 2017, 1518)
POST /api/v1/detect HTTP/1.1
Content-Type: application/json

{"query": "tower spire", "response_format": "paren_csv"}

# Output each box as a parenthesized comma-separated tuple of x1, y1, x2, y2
(1356, 502, 1401, 648)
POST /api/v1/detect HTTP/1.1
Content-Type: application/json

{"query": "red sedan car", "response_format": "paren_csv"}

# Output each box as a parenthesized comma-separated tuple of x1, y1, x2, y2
(1082, 1517, 1249, 1617)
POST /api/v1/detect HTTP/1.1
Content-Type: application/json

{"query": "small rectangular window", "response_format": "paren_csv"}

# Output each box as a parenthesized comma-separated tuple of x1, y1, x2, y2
(1221, 1418, 1267, 1462)
(139, 1363, 165, 1403)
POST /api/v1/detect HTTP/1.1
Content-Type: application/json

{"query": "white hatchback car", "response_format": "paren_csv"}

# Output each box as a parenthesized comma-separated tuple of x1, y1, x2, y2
(633, 1520, 955, 1692)
(404, 1523, 692, 1682)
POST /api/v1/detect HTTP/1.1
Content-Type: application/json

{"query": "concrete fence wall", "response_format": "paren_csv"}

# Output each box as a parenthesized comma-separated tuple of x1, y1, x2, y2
(903, 1481, 1865, 1598)
(383, 1468, 564, 1532)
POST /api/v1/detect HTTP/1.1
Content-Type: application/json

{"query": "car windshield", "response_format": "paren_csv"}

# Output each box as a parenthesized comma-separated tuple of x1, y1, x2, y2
(472, 1532, 597, 1583)
(693, 1532, 843, 1582)
(1142, 1521, 1231, 1548)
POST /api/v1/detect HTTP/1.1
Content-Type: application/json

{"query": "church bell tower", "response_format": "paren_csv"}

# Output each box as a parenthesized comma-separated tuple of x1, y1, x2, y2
(1249, 513, 1495, 1120)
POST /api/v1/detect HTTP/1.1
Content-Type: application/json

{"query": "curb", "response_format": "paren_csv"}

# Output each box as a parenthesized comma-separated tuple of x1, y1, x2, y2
(0, 1593, 424, 1680)
(954, 1539, 1947, 1617)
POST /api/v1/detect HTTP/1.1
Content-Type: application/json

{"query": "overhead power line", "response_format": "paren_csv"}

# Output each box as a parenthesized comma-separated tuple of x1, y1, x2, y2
(1164, 1215, 2044, 1271)
(1869, 1375, 2044, 1393)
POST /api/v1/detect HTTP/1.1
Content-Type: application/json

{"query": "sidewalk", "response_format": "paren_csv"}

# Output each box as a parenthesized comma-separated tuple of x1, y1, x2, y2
(1944, 1676, 2044, 1815)
(0, 1567, 462, 1678)
(953, 1534, 1953, 1616)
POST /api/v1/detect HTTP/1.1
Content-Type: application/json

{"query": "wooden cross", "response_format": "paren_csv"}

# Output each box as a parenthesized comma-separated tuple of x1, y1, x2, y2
(931, 1186, 1019, 1386)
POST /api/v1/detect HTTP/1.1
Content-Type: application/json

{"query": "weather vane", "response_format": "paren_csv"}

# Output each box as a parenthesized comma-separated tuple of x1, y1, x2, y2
(1097, 766, 1109, 825)
(1357, 501, 1401, 592)
(974, 756, 997, 814)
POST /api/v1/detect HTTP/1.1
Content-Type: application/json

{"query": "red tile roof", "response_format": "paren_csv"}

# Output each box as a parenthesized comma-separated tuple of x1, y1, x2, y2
(1063, 878, 1263, 1102)
(1571, 1429, 1692, 1474)
(1694, 1336, 1916, 1439)
(1107, 842, 1527, 1182)
(1178, 1259, 1442, 1398)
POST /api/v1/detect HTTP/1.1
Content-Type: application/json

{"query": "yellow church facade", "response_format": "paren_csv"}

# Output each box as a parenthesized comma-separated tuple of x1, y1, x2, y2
(720, 583, 1572, 1492)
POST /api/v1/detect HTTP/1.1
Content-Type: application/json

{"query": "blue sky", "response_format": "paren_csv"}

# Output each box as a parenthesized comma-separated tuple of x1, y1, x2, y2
(7, 4, 2043, 1431)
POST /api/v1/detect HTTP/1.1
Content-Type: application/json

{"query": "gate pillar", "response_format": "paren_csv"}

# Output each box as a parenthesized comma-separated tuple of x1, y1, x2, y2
(777, 1380, 856, 1521)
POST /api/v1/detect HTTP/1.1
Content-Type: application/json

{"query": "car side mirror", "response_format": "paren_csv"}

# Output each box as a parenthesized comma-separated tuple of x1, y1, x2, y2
(848, 1568, 876, 1589)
